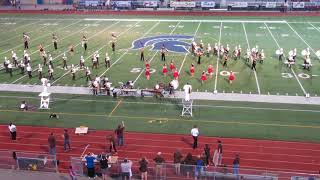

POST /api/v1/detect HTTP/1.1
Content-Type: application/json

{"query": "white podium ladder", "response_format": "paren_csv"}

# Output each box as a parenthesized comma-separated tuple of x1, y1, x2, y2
(181, 99, 193, 117)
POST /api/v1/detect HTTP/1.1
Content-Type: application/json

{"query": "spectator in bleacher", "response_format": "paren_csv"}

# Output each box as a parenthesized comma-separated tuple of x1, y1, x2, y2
(120, 158, 132, 180)
(63, 129, 71, 152)
(191, 125, 199, 149)
(203, 144, 210, 166)
(8, 122, 17, 140)
(233, 154, 240, 179)
(85, 153, 96, 179)
(195, 155, 204, 180)
(173, 149, 183, 175)
(48, 132, 56, 155)
(108, 134, 117, 154)
(69, 165, 77, 180)
(154, 152, 165, 178)
(139, 157, 149, 180)
(100, 155, 109, 180)
(115, 121, 125, 146)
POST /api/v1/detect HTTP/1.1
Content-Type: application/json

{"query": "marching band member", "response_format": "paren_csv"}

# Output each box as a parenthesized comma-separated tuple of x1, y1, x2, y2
(213, 43, 218, 56)
(145, 60, 150, 70)
(191, 41, 196, 55)
(52, 33, 58, 50)
(23, 33, 30, 49)
(170, 61, 175, 72)
(62, 53, 68, 70)
(278, 48, 283, 61)
(160, 45, 168, 61)
(225, 44, 230, 55)
(206, 43, 212, 57)
(246, 48, 251, 62)
(190, 63, 195, 77)
(42, 51, 47, 66)
(162, 64, 168, 76)
(12, 51, 18, 67)
(69, 44, 74, 55)
(105, 53, 110, 68)
(48, 65, 54, 80)
(219, 45, 224, 59)
(80, 55, 85, 69)
(222, 54, 228, 68)
(199, 40, 204, 49)
(208, 64, 214, 78)
(71, 64, 76, 80)
(39, 44, 44, 56)
(200, 71, 207, 84)
(82, 35, 88, 51)
(197, 50, 203, 65)
(85, 67, 92, 82)
(38, 64, 43, 80)
(145, 68, 150, 80)
(237, 45, 241, 58)
(229, 71, 235, 84)
(26, 63, 32, 78)
(23, 50, 29, 65)
(111, 40, 116, 53)
(19, 60, 25, 74)
(252, 58, 257, 71)
(303, 55, 311, 70)
(7, 62, 13, 77)
(48, 54, 53, 68)
(233, 46, 238, 60)
(4, 57, 9, 73)
(293, 48, 297, 61)
(92, 54, 98, 69)
(173, 68, 179, 80)
(95, 51, 100, 65)
(259, 49, 265, 64)
(140, 47, 145, 61)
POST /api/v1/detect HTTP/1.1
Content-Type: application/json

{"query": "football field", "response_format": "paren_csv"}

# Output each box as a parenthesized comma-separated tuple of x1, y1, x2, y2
(0, 14, 320, 96)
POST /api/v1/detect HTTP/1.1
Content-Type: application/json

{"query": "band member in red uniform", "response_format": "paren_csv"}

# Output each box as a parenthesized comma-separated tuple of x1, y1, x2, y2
(160, 45, 168, 61)
(170, 61, 175, 72)
(200, 71, 207, 84)
(229, 71, 235, 84)
(145, 60, 150, 70)
(145, 68, 150, 80)
(208, 64, 214, 78)
(173, 68, 179, 80)
(190, 63, 195, 77)
(162, 64, 168, 76)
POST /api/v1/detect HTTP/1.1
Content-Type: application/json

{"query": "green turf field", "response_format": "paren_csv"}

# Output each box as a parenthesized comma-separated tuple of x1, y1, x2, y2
(0, 14, 320, 96)
(0, 91, 320, 142)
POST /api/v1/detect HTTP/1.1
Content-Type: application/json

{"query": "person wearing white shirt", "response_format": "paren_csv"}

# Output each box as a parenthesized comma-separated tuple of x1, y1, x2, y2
(191, 125, 199, 149)
(183, 83, 192, 101)
(26, 64, 32, 78)
(8, 63, 13, 77)
(38, 64, 43, 80)
(8, 122, 17, 140)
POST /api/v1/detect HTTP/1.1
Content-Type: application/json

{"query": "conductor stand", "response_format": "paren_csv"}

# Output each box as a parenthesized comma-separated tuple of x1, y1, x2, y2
(39, 78, 51, 109)
(181, 99, 193, 117)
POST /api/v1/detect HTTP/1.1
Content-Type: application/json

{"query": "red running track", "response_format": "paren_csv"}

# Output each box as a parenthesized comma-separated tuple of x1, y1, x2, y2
(0, 125, 319, 178)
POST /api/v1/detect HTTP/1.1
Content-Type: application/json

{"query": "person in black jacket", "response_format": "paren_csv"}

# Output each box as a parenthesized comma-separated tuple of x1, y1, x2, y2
(100, 155, 109, 180)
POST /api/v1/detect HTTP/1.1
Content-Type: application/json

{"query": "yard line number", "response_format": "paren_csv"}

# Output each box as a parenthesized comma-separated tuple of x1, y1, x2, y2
(282, 73, 311, 79)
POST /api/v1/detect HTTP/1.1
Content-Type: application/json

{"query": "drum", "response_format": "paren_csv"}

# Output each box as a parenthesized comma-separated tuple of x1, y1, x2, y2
(171, 80, 179, 90)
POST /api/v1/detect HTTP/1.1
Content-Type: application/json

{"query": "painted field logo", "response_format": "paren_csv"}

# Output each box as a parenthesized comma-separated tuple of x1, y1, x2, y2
(131, 35, 193, 53)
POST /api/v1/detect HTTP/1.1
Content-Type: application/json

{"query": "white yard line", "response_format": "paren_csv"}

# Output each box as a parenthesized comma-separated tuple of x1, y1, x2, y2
(286, 21, 320, 61)
(264, 22, 307, 95)
(11, 20, 119, 84)
(214, 22, 223, 93)
(52, 21, 140, 85)
(0, 19, 82, 56)
(308, 22, 320, 34)
(178, 22, 201, 74)
(133, 21, 182, 84)
(98, 21, 160, 78)
(0, 19, 41, 34)
(242, 22, 261, 95)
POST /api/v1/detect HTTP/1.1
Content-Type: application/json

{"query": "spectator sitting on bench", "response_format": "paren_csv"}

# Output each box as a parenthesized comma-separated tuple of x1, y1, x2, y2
(20, 100, 28, 111)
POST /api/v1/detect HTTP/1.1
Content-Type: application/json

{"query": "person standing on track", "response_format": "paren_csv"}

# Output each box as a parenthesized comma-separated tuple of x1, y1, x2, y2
(108, 134, 117, 154)
(48, 132, 56, 155)
(233, 154, 240, 179)
(191, 125, 199, 149)
(8, 122, 17, 140)
(115, 121, 125, 146)
(63, 129, 71, 152)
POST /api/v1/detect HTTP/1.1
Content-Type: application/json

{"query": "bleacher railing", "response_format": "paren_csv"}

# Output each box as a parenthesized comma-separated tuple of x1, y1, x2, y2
(0, 150, 58, 173)
(71, 157, 320, 180)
